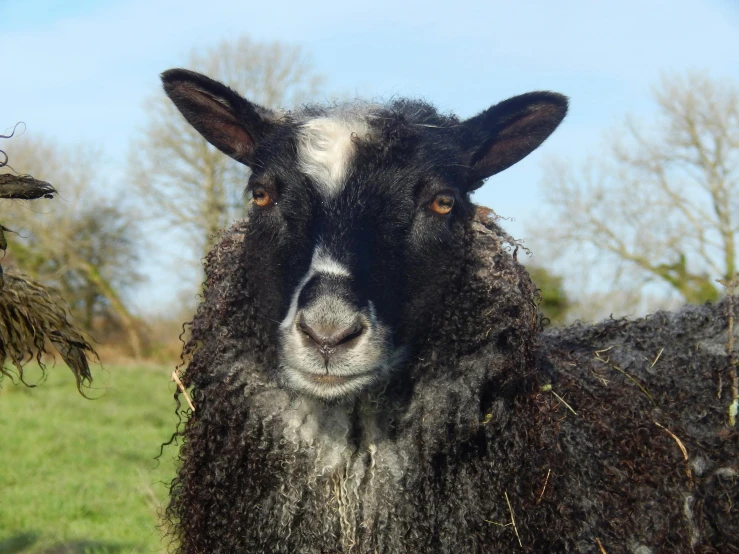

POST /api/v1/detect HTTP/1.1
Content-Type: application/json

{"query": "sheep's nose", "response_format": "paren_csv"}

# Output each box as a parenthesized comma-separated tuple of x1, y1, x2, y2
(298, 314, 365, 359)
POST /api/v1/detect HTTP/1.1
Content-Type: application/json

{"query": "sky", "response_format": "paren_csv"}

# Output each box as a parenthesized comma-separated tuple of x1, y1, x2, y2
(1, 0, 738, 314)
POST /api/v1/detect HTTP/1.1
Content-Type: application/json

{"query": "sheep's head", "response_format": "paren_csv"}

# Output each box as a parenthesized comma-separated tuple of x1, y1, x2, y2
(163, 69, 567, 402)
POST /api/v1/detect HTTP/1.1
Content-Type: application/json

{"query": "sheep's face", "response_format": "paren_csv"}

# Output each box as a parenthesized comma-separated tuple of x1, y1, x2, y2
(243, 114, 475, 401)
(162, 69, 567, 401)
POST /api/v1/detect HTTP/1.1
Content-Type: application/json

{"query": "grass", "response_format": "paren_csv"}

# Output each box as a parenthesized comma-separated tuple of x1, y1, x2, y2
(0, 363, 180, 554)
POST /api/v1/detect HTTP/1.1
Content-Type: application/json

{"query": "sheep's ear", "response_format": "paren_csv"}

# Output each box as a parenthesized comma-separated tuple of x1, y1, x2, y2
(161, 68, 274, 166)
(461, 92, 568, 188)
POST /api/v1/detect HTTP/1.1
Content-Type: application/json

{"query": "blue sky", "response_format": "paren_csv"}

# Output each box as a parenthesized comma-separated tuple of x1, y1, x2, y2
(2, 0, 738, 313)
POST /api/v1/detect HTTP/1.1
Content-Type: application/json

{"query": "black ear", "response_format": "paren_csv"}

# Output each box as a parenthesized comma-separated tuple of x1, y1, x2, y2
(461, 92, 568, 187)
(161, 68, 274, 166)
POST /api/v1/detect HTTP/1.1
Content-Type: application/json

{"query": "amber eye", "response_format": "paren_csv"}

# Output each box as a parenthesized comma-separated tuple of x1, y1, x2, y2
(429, 194, 455, 215)
(251, 187, 272, 207)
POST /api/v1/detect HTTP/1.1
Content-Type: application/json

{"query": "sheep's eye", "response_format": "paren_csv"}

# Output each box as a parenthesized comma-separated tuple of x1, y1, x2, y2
(251, 187, 273, 208)
(429, 194, 454, 215)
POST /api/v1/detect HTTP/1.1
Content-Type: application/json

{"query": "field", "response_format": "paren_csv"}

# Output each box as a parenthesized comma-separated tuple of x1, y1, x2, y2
(0, 364, 179, 554)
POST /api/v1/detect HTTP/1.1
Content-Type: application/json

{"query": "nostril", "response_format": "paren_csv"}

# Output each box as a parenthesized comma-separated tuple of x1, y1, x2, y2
(298, 314, 310, 335)
(298, 314, 320, 343)
(298, 314, 365, 349)
(338, 320, 364, 345)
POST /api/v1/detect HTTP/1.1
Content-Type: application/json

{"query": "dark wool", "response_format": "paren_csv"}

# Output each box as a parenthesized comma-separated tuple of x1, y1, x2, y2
(167, 212, 738, 553)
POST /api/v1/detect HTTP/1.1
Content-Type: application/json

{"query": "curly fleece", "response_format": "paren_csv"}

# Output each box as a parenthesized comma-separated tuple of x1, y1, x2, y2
(166, 213, 738, 553)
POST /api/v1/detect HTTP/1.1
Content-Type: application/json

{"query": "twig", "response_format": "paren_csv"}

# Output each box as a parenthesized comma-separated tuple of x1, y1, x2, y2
(595, 347, 656, 408)
(505, 491, 523, 549)
(172, 369, 195, 412)
(536, 469, 551, 505)
(717, 371, 723, 400)
(595, 537, 608, 554)
(484, 519, 511, 528)
(650, 347, 664, 368)
(654, 420, 693, 489)
(541, 383, 577, 415)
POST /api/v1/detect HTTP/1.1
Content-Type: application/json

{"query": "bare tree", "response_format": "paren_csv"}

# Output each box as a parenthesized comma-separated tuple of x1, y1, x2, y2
(3, 135, 145, 358)
(130, 36, 324, 262)
(532, 73, 738, 315)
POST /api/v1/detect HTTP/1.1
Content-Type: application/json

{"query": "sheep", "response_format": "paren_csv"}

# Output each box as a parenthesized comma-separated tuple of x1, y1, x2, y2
(0, 145, 95, 390)
(162, 68, 738, 553)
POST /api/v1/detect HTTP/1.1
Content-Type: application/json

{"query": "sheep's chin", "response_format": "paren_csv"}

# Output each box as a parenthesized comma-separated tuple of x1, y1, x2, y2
(283, 367, 378, 402)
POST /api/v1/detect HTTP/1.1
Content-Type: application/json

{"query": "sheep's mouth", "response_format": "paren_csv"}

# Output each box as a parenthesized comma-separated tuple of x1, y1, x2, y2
(303, 373, 356, 385)
(284, 368, 379, 401)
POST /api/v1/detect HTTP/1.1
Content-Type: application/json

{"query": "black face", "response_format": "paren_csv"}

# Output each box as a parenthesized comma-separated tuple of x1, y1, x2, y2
(161, 68, 568, 401)
(242, 118, 475, 399)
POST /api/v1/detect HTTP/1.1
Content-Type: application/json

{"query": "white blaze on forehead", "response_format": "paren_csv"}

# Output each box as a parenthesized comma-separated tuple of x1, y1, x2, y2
(311, 247, 351, 277)
(297, 116, 371, 197)
(280, 246, 351, 329)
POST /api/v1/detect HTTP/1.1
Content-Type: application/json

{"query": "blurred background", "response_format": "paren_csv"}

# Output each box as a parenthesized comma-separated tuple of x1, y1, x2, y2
(1, 0, 737, 552)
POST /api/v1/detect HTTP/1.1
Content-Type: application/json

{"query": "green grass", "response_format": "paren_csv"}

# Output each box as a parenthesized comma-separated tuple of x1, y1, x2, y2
(0, 364, 180, 554)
